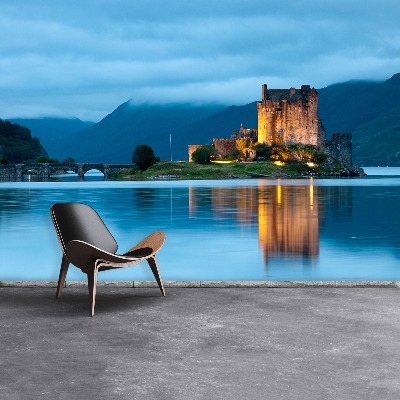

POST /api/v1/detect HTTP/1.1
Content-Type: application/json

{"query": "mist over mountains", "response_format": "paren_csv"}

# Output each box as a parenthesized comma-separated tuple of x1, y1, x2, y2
(8, 73, 400, 166)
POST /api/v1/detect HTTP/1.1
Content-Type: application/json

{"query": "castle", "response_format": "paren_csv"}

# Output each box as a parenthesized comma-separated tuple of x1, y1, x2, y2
(188, 84, 352, 166)
(257, 84, 325, 146)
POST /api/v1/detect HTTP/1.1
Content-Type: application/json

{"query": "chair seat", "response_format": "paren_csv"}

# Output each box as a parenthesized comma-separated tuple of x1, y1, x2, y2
(124, 248, 153, 258)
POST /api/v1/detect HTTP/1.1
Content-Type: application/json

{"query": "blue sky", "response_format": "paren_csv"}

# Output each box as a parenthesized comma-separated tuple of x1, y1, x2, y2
(1, 0, 400, 122)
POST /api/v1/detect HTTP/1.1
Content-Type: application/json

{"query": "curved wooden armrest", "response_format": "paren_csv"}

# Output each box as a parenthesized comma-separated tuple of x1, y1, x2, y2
(66, 240, 141, 272)
(124, 231, 166, 256)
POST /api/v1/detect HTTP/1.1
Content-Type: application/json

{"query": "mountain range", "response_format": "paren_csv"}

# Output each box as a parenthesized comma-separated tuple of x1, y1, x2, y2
(8, 73, 400, 166)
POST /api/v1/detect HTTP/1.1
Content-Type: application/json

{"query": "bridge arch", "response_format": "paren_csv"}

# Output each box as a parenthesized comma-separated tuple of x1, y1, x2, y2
(78, 164, 107, 179)
(3, 163, 132, 179)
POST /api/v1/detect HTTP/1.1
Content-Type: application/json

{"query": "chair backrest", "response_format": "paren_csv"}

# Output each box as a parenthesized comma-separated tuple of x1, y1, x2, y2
(50, 202, 118, 255)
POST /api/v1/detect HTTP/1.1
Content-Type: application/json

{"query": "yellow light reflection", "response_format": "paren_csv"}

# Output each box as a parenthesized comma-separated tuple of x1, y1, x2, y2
(258, 185, 319, 265)
(189, 184, 320, 268)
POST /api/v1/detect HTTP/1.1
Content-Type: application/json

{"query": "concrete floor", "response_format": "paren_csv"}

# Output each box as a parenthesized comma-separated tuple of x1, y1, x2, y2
(1, 287, 400, 399)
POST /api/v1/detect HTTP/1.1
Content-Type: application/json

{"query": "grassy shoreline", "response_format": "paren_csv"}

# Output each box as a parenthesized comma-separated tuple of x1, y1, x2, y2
(113, 161, 365, 180)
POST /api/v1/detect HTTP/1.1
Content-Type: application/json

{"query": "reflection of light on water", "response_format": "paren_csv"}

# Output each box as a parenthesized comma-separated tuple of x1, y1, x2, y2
(257, 184, 320, 266)
(189, 186, 194, 217)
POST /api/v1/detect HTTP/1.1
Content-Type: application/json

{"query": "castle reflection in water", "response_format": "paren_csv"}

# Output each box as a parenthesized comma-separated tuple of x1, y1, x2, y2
(258, 184, 319, 264)
(188, 182, 352, 266)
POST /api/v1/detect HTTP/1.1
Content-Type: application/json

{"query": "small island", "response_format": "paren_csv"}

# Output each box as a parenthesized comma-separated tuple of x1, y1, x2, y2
(114, 158, 364, 181)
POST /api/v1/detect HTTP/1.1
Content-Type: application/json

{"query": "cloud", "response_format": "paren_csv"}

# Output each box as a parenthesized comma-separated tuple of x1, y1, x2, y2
(0, 0, 400, 121)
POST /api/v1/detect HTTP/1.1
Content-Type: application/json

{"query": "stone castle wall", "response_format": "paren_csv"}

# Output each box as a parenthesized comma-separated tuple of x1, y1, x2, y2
(213, 138, 237, 158)
(324, 133, 352, 166)
(257, 84, 324, 146)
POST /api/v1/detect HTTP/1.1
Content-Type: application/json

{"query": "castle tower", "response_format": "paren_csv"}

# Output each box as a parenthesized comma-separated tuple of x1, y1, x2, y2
(257, 84, 324, 146)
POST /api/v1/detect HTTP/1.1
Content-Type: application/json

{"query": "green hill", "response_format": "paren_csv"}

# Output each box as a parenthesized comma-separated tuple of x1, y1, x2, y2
(318, 73, 400, 165)
(52, 102, 226, 163)
(353, 131, 400, 166)
(351, 104, 400, 166)
(0, 119, 48, 163)
(8, 117, 94, 159)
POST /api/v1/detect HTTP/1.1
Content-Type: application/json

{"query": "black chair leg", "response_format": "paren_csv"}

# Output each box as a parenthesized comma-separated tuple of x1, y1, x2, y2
(56, 255, 69, 299)
(147, 256, 166, 297)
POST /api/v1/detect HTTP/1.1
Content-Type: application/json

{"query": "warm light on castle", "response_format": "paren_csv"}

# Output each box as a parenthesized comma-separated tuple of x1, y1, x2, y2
(188, 82, 353, 166)
(257, 84, 325, 146)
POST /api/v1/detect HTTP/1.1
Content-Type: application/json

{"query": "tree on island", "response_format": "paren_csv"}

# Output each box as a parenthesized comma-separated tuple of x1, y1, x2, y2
(132, 144, 159, 171)
(62, 156, 76, 163)
(34, 156, 59, 163)
(192, 145, 217, 165)
(270, 144, 328, 165)
(254, 143, 272, 160)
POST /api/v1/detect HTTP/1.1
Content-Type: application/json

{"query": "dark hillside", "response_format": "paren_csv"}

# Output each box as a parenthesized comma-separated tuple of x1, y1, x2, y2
(0, 119, 48, 163)
(167, 102, 258, 160)
(317, 80, 381, 134)
(55, 102, 226, 162)
(9, 117, 94, 159)
(318, 73, 400, 165)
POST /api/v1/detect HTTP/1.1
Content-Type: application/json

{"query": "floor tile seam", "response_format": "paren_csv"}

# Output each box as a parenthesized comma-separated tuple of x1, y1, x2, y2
(1, 280, 400, 288)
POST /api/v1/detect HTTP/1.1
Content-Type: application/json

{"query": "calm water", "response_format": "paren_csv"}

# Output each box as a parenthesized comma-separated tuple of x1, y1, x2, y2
(1, 168, 400, 281)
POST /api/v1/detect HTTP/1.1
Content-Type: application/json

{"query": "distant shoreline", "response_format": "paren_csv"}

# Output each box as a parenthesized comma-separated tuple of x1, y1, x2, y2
(112, 161, 366, 181)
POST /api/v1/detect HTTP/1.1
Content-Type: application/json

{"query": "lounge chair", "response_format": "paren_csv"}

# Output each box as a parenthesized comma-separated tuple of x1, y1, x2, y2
(50, 202, 166, 316)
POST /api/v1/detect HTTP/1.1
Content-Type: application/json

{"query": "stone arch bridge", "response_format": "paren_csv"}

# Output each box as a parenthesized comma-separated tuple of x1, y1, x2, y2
(0, 163, 132, 180)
